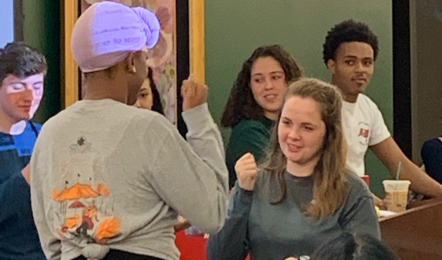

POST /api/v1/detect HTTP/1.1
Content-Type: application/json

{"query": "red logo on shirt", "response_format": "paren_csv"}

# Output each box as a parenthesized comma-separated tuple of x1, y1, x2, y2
(358, 128, 370, 138)
(357, 122, 370, 145)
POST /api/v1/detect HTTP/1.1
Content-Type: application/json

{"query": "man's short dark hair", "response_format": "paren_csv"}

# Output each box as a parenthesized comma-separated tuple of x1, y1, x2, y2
(0, 41, 47, 85)
(322, 19, 379, 66)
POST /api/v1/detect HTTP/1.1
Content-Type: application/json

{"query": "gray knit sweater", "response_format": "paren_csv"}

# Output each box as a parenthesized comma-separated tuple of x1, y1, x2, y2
(207, 170, 380, 260)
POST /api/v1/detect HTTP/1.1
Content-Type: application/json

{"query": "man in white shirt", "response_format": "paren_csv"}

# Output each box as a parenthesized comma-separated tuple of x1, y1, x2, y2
(322, 19, 442, 202)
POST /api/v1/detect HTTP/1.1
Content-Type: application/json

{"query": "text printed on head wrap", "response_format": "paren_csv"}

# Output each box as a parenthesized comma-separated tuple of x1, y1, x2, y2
(71, 1, 160, 73)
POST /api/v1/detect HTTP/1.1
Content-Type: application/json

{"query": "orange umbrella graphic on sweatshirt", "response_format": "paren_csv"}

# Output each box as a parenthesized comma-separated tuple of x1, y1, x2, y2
(52, 182, 110, 201)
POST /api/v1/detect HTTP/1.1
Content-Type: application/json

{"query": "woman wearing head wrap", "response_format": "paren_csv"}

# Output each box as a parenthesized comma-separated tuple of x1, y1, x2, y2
(30, 2, 228, 260)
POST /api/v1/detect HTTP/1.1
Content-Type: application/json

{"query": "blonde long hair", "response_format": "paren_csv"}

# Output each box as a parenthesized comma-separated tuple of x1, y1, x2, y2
(262, 78, 348, 221)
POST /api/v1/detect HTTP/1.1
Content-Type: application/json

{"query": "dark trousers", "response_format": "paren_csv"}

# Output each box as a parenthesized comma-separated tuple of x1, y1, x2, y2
(72, 250, 164, 260)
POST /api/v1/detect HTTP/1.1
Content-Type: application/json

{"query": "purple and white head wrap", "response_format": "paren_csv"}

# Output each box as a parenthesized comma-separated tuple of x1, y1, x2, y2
(71, 1, 160, 73)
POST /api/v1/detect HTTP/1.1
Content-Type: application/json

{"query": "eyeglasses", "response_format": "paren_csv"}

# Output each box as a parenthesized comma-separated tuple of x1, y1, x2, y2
(299, 255, 310, 260)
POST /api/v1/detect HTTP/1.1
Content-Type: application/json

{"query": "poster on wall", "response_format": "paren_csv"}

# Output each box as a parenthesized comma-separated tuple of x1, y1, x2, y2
(80, 0, 177, 123)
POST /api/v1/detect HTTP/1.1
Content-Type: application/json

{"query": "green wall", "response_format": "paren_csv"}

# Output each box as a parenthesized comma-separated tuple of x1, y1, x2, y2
(19, 0, 393, 196)
(205, 0, 392, 196)
(22, 0, 61, 123)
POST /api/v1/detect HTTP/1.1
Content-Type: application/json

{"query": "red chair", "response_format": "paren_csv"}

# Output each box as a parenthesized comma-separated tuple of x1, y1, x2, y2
(175, 230, 208, 260)
(175, 231, 251, 260)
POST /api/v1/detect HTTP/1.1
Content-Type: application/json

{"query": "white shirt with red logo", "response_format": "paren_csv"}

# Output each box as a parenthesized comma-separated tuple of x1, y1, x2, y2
(341, 94, 390, 176)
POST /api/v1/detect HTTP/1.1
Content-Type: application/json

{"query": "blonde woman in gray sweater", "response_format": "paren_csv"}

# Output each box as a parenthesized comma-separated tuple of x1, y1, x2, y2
(207, 78, 379, 260)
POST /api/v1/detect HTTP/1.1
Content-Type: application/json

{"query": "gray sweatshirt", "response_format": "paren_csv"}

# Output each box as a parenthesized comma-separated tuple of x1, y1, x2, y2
(30, 100, 228, 260)
(207, 170, 380, 260)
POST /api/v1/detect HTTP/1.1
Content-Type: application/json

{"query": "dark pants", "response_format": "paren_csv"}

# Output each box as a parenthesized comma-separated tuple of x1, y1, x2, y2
(72, 250, 164, 260)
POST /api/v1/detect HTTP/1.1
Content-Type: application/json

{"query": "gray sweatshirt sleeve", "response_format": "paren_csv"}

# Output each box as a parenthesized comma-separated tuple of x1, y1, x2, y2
(339, 183, 381, 239)
(206, 185, 252, 260)
(149, 103, 229, 233)
(183, 103, 225, 158)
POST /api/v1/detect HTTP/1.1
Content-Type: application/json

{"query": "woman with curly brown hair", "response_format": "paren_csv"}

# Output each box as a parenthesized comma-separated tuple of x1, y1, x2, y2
(222, 44, 302, 188)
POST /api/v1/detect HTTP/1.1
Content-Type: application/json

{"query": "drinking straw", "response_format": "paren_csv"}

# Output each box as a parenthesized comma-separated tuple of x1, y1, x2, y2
(396, 161, 402, 180)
